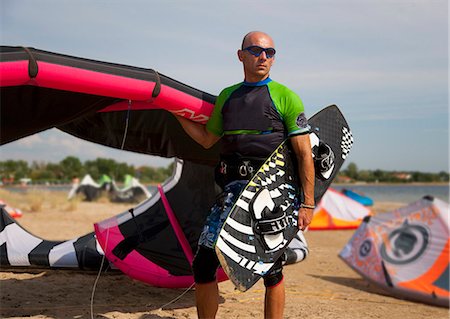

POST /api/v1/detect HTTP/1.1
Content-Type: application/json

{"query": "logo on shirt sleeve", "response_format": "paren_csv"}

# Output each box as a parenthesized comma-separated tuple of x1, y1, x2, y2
(296, 113, 309, 129)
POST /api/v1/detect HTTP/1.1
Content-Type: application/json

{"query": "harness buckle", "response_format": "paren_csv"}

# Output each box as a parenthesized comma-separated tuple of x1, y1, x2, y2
(239, 160, 255, 177)
(220, 161, 227, 175)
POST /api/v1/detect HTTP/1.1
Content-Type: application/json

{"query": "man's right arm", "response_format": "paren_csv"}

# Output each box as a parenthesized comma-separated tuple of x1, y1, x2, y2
(175, 115, 221, 149)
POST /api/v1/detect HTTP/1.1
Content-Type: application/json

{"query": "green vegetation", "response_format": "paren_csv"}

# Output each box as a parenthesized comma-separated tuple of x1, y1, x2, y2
(1, 158, 448, 186)
(0, 157, 174, 185)
(338, 163, 449, 183)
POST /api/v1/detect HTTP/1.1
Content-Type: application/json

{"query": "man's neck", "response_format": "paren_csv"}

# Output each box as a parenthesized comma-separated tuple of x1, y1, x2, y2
(244, 74, 270, 84)
(243, 77, 272, 86)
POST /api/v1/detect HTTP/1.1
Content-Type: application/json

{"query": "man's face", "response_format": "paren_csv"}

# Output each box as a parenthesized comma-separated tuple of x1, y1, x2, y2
(238, 33, 275, 82)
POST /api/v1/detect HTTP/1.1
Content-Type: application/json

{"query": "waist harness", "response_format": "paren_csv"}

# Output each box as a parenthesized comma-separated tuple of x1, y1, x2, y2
(215, 153, 265, 188)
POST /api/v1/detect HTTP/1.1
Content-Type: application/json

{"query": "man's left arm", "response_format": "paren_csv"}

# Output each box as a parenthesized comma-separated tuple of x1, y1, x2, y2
(290, 134, 315, 231)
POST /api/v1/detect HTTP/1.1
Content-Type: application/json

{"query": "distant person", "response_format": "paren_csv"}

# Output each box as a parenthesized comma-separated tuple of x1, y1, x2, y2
(175, 31, 315, 319)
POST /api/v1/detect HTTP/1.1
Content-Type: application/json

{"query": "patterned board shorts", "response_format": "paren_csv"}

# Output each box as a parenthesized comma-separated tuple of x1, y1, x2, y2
(198, 180, 247, 249)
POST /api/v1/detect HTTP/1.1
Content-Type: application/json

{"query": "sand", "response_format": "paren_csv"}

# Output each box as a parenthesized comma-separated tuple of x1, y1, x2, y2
(0, 194, 448, 319)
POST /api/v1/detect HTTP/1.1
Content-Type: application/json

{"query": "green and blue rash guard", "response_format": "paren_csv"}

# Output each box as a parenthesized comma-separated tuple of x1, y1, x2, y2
(206, 78, 310, 159)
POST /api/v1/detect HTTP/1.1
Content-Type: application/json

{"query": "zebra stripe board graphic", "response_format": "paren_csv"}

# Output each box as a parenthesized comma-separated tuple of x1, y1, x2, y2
(216, 105, 353, 292)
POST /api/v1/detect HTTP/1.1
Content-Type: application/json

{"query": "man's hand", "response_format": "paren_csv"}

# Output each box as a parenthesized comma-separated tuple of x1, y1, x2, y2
(297, 207, 314, 231)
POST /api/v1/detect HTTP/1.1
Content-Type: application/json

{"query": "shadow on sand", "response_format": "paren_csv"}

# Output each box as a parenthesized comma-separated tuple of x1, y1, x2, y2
(0, 269, 223, 319)
(310, 274, 390, 297)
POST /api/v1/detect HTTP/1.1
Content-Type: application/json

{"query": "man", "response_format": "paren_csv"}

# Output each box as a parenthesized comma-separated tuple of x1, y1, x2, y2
(175, 31, 315, 319)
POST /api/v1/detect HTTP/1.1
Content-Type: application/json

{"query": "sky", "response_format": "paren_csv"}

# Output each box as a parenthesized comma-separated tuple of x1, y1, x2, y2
(0, 0, 448, 172)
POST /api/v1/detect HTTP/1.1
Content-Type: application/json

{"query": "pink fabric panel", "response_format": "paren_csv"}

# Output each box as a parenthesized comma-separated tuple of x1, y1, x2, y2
(125, 249, 229, 285)
(98, 84, 215, 124)
(0, 61, 31, 86)
(154, 84, 214, 114)
(35, 62, 157, 100)
(121, 250, 195, 288)
(98, 100, 160, 112)
(94, 219, 123, 255)
(94, 220, 195, 288)
(1, 60, 214, 123)
(121, 251, 227, 287)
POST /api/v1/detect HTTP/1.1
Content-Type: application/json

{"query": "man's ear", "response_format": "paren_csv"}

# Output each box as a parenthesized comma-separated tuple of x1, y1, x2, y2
(237, 49, 244, 62)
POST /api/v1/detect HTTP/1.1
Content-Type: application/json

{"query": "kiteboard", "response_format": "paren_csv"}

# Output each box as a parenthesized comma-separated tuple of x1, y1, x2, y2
(215, 104, 353, 291)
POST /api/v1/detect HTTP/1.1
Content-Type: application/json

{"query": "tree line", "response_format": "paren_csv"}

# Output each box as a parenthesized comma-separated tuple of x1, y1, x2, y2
(0, 157, 174, 185)
(339, 163, 449, 183)
(1, 158, 448, 186)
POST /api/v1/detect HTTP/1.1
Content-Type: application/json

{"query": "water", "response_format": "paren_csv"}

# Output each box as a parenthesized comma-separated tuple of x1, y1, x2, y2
(332, 184, 449, 203)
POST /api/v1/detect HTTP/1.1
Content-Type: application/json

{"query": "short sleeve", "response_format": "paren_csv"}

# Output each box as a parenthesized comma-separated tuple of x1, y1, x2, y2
(206, 99, 223, 137)
(283, 92, 310, 136)
(206, 83, 242, 136)
(268, 81, 310, 136)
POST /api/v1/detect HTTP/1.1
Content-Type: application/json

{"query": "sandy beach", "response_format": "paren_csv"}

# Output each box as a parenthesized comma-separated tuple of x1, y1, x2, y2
(0, 191, 448, 319)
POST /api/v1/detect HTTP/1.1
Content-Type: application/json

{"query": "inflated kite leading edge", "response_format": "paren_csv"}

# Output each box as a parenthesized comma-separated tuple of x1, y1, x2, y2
(0, 45, 220, 164)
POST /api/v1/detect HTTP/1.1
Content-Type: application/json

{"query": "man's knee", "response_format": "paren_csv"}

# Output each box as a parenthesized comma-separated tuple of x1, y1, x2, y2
(263, 259, 284, 288)
(192, 246, 220, 283)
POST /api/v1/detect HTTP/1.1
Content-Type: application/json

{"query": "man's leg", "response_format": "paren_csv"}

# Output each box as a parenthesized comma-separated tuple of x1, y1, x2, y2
(192, 182, 246, 318)
(192, 246, 221, 319)
(264, 280, 285, 319)
(195, 280, 219, 318)
(263, 259, 285, 319)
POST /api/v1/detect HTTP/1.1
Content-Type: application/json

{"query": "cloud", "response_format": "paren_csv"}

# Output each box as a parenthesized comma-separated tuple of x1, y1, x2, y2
(2, 129, 172, 167)
(15, 134, 44, 147)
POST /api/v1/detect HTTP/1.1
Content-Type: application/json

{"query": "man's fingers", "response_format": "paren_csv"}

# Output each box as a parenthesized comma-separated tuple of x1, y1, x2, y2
(298, 209, 313, 230)
(298, 215, 305, 230)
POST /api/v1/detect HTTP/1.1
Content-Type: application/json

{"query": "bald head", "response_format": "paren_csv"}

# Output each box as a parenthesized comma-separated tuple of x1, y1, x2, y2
(237, 31, 276, 83)
(241, 31, 275, 49)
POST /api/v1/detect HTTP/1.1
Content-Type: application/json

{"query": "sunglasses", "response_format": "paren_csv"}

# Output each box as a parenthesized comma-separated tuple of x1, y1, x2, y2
(242, 46, 276, 58)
